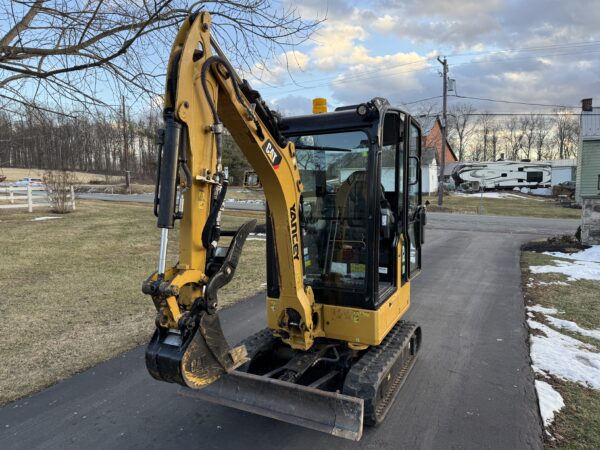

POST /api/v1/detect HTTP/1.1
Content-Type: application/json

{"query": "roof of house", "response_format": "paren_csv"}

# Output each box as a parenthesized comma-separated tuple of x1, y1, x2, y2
(421, 147, 437, 166)
(415, 115, 458, 162)
(545, 159, 577, 167)
(582, 107, 600, 140)
(416, 115, 437, 135)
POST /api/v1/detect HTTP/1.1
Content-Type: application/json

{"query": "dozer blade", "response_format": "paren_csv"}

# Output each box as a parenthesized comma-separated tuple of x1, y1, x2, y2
(179, 370, 364, 441)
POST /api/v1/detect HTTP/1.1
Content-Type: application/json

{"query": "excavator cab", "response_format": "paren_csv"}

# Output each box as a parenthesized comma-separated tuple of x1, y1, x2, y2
(269, 99, 424, 313)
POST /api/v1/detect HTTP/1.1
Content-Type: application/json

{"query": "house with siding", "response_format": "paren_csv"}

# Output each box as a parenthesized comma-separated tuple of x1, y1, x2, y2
(547, 159, 577, 185)
(420, 148, 438, 195)
(575, 99, 600, 204)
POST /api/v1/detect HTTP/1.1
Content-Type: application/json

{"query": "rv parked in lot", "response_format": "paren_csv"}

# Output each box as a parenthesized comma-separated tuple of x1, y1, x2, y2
(452, 161, 551, 190)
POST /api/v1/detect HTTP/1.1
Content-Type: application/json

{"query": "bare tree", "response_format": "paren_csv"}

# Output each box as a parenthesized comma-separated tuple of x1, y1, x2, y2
(564, 117, 580, 159)
(553, 109, 579, 159)
(490, 122, 500, 161)
(504, 117, 524, 160)
(478, 112, 493, 161)
(413, 101, 439, 118)
(520, 114, 538, 160)
(0, 1, 321, 114)
(535, 116, 551, 160)
(447, 103, 476, 161)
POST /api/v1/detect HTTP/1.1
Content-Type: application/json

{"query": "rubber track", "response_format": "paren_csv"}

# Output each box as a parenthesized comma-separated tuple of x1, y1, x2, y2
(342, 321, 420, 426)
(236, 328, 276, 372)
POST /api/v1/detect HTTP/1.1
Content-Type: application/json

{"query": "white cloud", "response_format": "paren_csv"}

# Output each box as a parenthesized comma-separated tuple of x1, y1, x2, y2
(249, 50, 310, 86)
(373, 15, 398, 33)
(311, 22, 368, 71)
(255, 0, 600, 110)
(268, 94, 313, 117)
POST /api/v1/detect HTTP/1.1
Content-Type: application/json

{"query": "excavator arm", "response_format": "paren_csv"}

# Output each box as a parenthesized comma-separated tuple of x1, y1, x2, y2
(143, 12, 320, 390)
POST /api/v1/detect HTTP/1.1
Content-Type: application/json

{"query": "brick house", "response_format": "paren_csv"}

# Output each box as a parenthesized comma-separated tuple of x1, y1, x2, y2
(417, 116, 458, 164)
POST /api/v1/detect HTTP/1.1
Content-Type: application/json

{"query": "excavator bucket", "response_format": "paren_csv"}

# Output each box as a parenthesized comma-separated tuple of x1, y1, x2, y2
(180, 370, 364, 441)
(145, 221, 255, 388)
(145, 314, 248, 388)
(180, 313, 248, 388)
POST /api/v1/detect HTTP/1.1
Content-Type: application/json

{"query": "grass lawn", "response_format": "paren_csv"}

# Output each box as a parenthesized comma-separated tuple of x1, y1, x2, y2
(1, 167, 121, 184)
(521, 250, 600, 449)
(426, 194, 581, 219)
(0, 200, 265, 405)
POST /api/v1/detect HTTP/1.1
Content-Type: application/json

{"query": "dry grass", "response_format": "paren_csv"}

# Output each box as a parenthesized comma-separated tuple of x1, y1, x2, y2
(0, 167, 122, 184)
(522, 252, 600, 331)
(551, 382, 600, 450)
(426, 194, 581, 219)
(0, 200, 265, 405)
(521, 250, 600, 449)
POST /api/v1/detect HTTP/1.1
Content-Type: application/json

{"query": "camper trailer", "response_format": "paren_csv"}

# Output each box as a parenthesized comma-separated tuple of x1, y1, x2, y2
(452, 161, 551, 190)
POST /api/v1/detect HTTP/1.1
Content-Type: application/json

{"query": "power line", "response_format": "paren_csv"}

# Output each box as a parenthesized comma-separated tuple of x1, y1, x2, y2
(398, 93, 581, 109)
(418, 113, 591, 116)
(262, 64, 435, 95)
(402, 95, 442, 105)
(453, 94, 578, 109)
(259, 40, 600, 95)
(265, 45, 600, 96)
(443, 39, 600, 60)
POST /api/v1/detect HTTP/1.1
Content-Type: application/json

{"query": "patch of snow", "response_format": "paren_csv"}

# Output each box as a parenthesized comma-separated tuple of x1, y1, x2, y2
(520, 187, 552, 196)
(535, 380, 565, 427)
(224, 199, 264, 204)
(528, 319, 600, 389)
(454, 192, 529, 199)
(527, 280, 569, 287)
(540, 281, 569, 286)
(530, 260, 600, 281)
(30, 216, 62, 221)
(544, 245, 600, 264)
(545, 316, 600, 341)
(532, 365, 548, 377)
(527, 305, 559, 315)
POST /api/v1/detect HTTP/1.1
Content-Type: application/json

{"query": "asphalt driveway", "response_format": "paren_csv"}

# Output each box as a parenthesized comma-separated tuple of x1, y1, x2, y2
(0, 214, 578, 449)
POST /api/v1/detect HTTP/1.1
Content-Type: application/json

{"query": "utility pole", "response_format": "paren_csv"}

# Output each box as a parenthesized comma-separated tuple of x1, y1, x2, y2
(437, 57, 448, 207)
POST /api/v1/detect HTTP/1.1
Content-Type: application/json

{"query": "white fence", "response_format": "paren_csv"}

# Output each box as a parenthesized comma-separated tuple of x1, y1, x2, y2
(0, 185, 76, 212)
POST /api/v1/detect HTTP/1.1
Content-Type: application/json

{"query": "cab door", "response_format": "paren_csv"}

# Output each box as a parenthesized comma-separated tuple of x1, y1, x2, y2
(404, 116, 423, 278)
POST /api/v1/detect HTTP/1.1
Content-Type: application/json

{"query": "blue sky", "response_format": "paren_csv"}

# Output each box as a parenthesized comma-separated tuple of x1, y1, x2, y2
(241, 0, 600, 116)
(2, 0, 598, 119)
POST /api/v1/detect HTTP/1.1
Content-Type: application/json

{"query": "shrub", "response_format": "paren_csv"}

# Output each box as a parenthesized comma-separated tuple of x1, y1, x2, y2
(45, 170, 78, 213)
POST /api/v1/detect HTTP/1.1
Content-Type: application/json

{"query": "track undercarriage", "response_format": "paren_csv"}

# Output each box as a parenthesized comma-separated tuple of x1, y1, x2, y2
(181, 321, 421, 440)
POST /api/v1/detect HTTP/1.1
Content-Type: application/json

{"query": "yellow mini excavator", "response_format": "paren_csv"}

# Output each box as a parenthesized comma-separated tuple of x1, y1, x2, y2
(142, 12, 426, 441)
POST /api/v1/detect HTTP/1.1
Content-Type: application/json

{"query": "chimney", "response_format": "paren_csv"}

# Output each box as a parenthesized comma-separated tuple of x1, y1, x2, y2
(582, 98, 593, 112)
